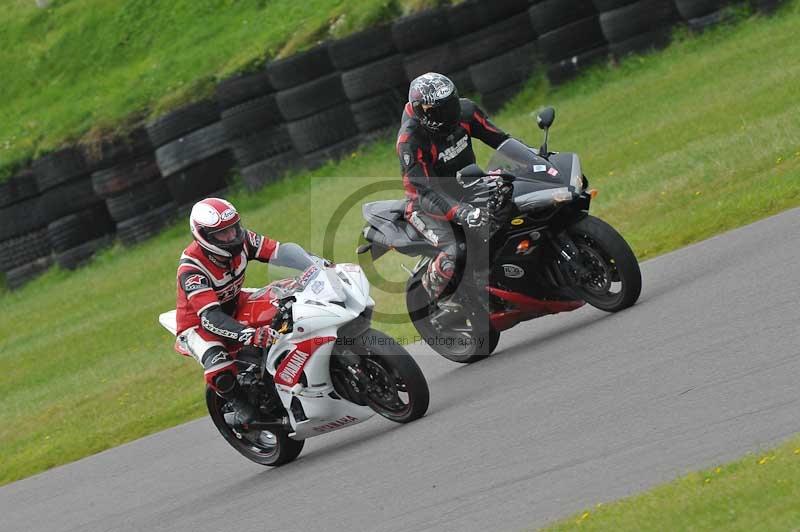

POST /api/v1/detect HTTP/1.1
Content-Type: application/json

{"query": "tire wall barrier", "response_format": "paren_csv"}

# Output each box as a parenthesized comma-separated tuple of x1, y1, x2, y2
(0, 0, 787, 289)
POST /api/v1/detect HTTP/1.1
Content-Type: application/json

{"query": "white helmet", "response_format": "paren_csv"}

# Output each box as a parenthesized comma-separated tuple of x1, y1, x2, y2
(189, 198, 245, 258)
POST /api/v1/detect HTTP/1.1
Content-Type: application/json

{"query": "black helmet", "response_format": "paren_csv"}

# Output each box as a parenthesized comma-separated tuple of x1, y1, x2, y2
(408, 72, 461, 135)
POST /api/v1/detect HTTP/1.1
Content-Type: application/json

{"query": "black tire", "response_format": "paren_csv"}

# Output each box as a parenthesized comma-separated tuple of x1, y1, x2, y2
(599, 0, 680, 43)
(674, 0, 732, 20)
(81, 126, 152, 172)
(54, 235, 113, 270)
(105, 179, 171, 223)
(592, 0, 638, 12)
(215, 70, 274, 110)
(448, 69, 476, 96)
(266, 44, 334, 91)
(220, 95, 281, 140)
(336, 329, 429, 423)
(276, 74, 347, 121)
(447, 0, 490, 35)
(350, 88, 407, 134)
(116, 202, 177, 246)
(230, 125, 293, 167)
(406, 275, 499, 364)
(455, 12, 536, 67)
(0, 169, 38, 208)
(146, 99, 220, 148)
(392, 8, 451, 53)
(206, 386, 305, 466)
(484, 0, 531, 22)
(609, 27, 673, 59)
(403, 42, 466, 83)
(567, 215, 641, 312)
(0, 180, 17, 208)
(32, 147, 90, 191)
(0, 195, 45, 241)
(538, 16, 607, 64)
(528, 0, 597, 35)
(687, 7, 737, 31)
(163, 151, 234, 205)
(287, 104, 359, 155)
(4, 255, 53, 290)
(91, 155, 161, 198)
(469, 42, 538, 94)
(47, 204, 113, 252)
(38, 178, 104, 227)
(546, 45, 609, 85)
(302, 136, 362, 171)
(0, 227, 51, 270)
(155, 122, 230, 177)
(329, 24, 397, 70)
(239, 151, 301, 191)
(480, 82, 525, 113)
(751, 0, 785, 13)
(342, 55, 407, 102)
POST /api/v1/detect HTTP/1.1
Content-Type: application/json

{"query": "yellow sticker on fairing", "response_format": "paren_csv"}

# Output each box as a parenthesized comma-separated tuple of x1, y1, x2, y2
(511, 218, 524, 226)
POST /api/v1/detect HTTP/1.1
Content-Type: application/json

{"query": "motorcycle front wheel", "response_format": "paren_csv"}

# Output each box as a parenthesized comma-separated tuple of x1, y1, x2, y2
(567, 215, 642, 312)
(206, 387, 304, 467)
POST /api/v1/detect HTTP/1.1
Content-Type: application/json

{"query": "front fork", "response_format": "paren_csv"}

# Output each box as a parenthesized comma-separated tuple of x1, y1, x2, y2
(552, 232, 591, 287)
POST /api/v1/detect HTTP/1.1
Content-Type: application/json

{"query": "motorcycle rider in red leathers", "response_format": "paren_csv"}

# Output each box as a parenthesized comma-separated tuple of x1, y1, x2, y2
(397, 72, 510, 299)
(175, 197, 281, 427)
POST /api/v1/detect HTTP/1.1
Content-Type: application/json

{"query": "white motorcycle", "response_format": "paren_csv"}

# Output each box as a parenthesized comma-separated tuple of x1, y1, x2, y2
(159, 243, 429, 466)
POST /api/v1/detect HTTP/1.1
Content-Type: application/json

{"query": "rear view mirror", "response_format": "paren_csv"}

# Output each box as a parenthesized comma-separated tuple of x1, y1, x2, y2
(536, 107, 555, 130)
(456, 164, 485, 187)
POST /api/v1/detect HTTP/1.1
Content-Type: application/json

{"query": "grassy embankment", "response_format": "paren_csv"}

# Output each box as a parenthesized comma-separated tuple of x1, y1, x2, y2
(2, 1, 799, 496)
(0, 0, 439, 178)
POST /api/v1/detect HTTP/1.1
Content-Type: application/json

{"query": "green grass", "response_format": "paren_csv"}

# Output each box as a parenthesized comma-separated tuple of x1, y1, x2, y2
(0, 0, 444, 179)
(2, 1, 800, 492)
(542, 435, 800, 531)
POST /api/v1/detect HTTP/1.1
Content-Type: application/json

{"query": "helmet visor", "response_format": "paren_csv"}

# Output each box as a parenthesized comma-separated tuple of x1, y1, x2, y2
(424, 97, 461, 131)
(206, 221, 245, 251)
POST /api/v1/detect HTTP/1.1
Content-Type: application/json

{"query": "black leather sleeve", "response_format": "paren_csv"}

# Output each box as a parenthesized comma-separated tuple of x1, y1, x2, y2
(199, 307, 253, 343)
(462, 99, 510, 149)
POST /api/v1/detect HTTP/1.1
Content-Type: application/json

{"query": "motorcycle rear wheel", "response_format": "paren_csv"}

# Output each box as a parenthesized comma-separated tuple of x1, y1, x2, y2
(406, 277, 499, 364)
(567, 215, 642, 312)
(206, 387, 304, 466)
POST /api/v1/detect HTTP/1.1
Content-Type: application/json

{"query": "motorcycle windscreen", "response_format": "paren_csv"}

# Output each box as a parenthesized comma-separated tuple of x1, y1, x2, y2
(486, 138, 572, 193)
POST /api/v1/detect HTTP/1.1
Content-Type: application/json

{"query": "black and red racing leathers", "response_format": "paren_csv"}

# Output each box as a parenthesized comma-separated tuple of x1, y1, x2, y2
(396, 98, 509, 296)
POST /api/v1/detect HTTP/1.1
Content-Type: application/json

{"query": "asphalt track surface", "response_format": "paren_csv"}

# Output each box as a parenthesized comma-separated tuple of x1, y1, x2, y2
(3, 208, 800, 532)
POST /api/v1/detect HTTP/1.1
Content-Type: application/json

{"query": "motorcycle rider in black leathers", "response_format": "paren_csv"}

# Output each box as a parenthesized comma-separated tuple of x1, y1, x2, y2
(397, 72, 510, 299)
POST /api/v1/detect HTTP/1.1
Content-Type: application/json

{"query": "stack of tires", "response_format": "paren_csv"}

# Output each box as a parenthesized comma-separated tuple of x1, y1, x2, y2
(89, 127, 173, 247)
(34, 148, 117, 271)
(530, 1, 609, 86)
(148, 99, 233, 218)
(396, 8, 465, 89)
(271, 44, 360, 172)
(334, 25, 407, 141)
(594, 0, 681, 60)
(675, 0, 737, 31)
(218, 70, 296, 191)
(0, 168, 52, 289)
(454, 2, 537, 111)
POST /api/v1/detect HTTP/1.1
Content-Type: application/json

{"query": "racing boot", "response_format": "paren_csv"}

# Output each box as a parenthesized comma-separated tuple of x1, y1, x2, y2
(422, 253, 455, 301)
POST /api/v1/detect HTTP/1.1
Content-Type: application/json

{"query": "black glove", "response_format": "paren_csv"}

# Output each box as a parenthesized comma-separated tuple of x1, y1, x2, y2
(454, 204, 489, 228)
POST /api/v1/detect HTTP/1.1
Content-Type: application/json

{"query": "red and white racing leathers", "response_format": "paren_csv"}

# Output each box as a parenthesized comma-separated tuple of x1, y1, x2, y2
(175, 230, 278, 388)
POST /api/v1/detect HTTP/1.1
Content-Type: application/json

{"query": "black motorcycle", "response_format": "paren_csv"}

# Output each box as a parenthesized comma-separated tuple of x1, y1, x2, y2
(358, 107, 642, 363)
